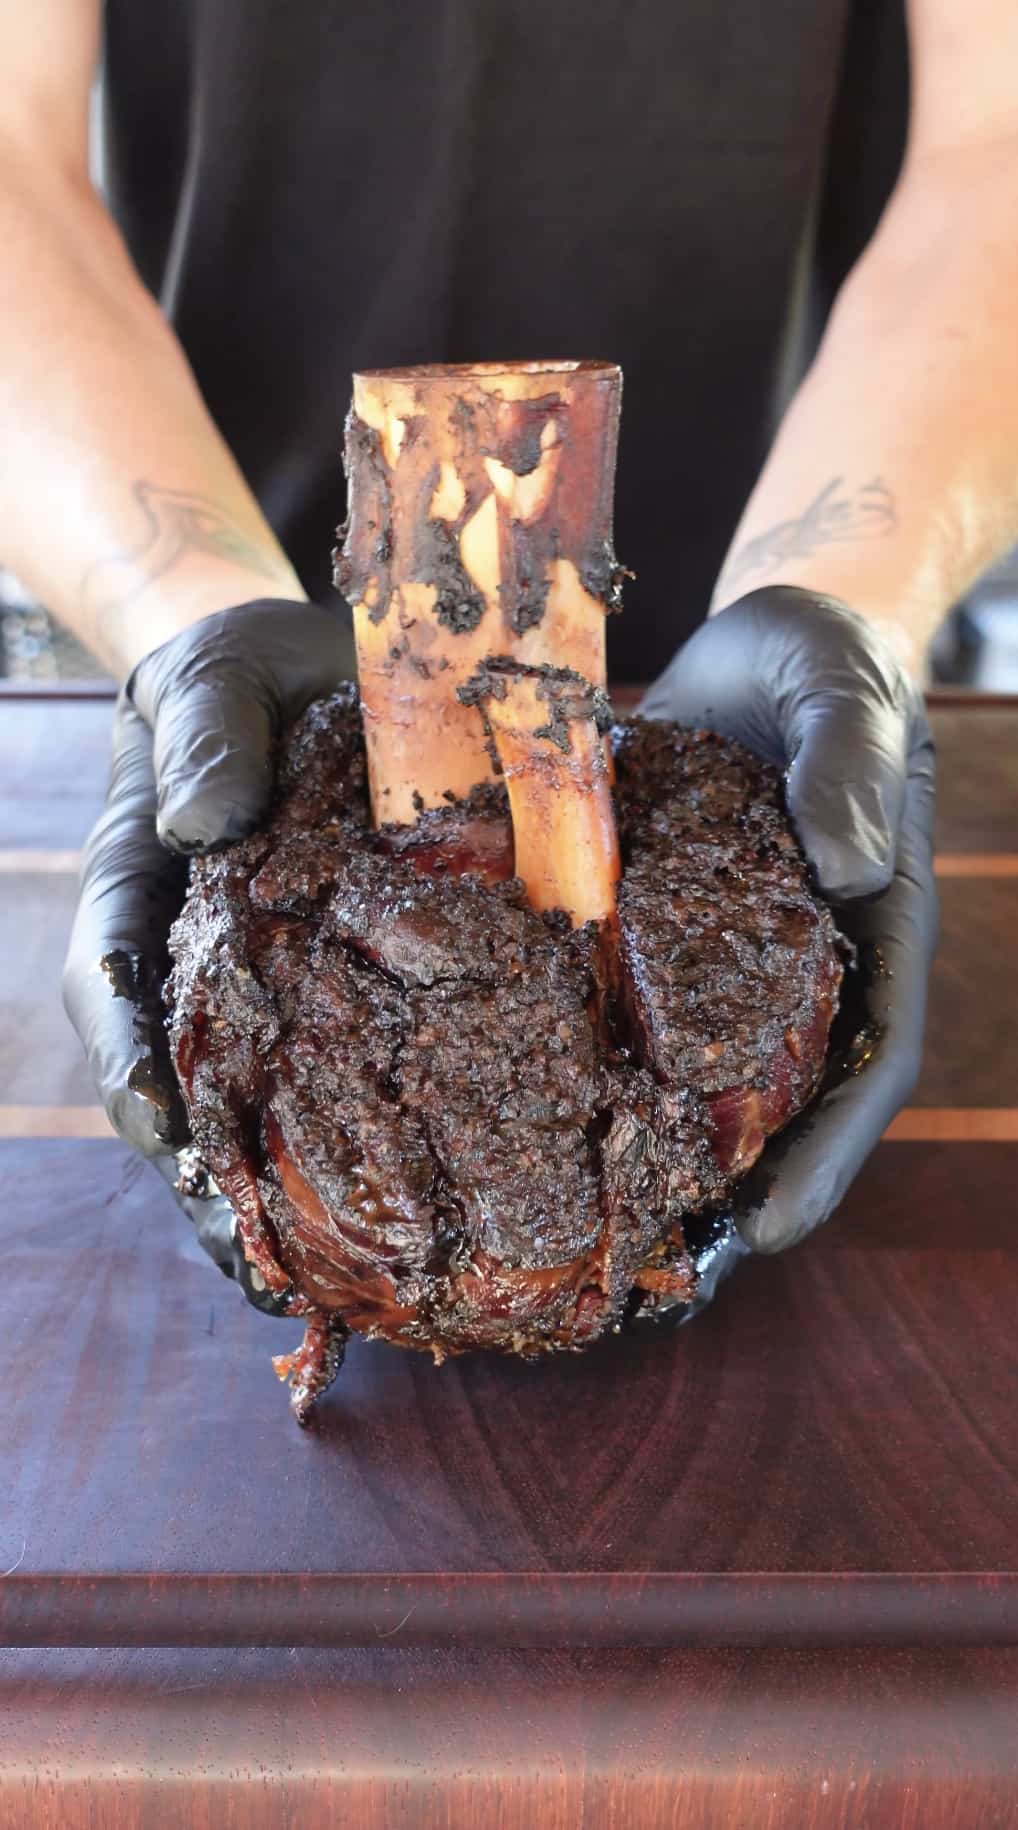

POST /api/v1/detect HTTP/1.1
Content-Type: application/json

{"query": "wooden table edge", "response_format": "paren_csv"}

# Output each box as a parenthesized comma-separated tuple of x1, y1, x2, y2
(3, 1570, 1017, 1650)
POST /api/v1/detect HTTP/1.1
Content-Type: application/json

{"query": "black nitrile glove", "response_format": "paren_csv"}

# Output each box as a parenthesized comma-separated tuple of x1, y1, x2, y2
(62, 598, 356, 1312)
(637, 584, 937, 1312)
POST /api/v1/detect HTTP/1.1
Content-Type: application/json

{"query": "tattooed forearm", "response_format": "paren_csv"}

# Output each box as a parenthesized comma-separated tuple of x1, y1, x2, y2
(715, 477, 897, 600)
(80, 480, 291, 615)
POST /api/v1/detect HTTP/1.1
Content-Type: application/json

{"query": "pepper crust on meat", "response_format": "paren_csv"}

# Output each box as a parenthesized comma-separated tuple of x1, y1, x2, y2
(166, 688, 842, 1412)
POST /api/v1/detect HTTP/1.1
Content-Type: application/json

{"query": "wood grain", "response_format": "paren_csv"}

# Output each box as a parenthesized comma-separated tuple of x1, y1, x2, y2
(0, 1107, 113, 1138)
(884, 1109, 1018, 1141)
(3, 1647, 1016, 1829)
(929, 707, 1018, 853)
(3, 1137, 1015, 1585)
(914, 878, 1018, 1107)
(934, 854, 1018, 877)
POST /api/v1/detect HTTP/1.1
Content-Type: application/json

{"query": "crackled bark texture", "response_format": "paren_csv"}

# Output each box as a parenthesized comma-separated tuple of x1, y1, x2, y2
(334, 362, 624, 826)
(166, 695, 843, 1417)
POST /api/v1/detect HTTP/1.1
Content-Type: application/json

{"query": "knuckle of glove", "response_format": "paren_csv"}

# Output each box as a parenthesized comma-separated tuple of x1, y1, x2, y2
(788, 777, 901, 902)
(648, 586, 920, 733)
(711, 586, 915, 720)
(128, 601, 353, 853)
(639, 595, 778, 745)
(246, 599, 356, 708)
(739, 1200, 815, 1256)
(641, 587, 918, 769)
(736, 1141, 845, 1256)
(129, 605, 281, 721)
(154, 717, 273, 853)
(129, 599, 351, 724)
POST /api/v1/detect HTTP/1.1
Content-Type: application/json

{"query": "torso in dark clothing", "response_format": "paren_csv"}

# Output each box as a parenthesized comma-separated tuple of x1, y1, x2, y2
(101, 0, 907, 680)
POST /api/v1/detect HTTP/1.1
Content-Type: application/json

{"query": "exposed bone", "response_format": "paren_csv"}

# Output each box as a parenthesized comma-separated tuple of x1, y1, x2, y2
(334, 361, 624, 826)
(460, 659, 621, 928)
(268, 364, 627, 1415)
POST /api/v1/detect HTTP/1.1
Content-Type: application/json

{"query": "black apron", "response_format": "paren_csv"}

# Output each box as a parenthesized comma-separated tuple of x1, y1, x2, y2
(102, 0, 907, 680)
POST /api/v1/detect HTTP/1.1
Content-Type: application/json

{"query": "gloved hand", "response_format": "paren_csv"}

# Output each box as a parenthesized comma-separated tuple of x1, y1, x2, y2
(635, 584, 937, 1313)
(62, 597, 356, 1313)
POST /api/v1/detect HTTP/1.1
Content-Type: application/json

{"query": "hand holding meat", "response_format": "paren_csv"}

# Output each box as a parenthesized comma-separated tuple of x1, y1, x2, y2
(62, 597, 355, 1311)
(641, 585, 938, 1252)
(165, 685, 844, 1413)
(64, 377, 930, 1425)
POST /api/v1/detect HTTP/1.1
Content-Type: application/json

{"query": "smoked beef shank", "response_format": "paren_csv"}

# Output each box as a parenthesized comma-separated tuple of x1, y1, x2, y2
(166, 688, 842, 1416)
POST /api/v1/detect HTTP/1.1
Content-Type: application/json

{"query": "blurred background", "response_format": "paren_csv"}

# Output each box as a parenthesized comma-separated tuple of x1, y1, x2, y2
(6, 553, 1017, 690)
(4, 67, 1017, 693)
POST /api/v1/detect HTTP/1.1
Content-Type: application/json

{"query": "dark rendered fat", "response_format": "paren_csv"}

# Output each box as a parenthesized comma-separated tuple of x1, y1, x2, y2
(165, 689, 842, 1404)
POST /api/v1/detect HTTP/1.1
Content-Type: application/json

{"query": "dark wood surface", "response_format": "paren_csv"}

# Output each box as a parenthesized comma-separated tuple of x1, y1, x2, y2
(2, 693, 1017, 1825)
(5, 1648, 1017, 1827)
(2, 1647, 1014, 1828)
(3, 1135, 1016, 1582)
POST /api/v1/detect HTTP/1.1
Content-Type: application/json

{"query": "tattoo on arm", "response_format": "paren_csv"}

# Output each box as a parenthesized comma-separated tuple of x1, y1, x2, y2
(81, 481, 289, 615)
(717, 477, 897, 598)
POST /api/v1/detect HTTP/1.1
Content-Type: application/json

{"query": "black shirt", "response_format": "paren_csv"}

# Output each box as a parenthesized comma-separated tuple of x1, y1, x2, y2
(102, 0, 907, 679)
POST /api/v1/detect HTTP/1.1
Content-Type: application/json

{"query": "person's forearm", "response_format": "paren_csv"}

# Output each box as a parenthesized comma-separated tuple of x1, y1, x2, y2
(712, 144, 1018, 670)
(0, 134, 304, 678)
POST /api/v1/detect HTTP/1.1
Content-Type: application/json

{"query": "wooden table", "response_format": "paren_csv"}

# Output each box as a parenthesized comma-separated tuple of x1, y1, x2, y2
(1, 690, 1016, 1827)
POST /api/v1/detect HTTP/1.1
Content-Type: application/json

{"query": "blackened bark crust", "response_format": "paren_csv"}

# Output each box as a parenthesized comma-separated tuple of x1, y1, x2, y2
(166, 692, 841, 1409)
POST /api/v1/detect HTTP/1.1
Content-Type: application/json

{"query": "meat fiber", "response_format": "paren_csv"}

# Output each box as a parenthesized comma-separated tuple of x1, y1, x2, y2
(166, 688, 842, 1419)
